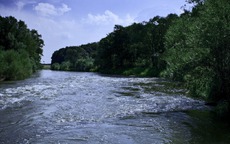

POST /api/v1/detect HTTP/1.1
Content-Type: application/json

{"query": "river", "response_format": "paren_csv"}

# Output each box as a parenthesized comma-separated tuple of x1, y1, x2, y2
(0, 70, 230, 144)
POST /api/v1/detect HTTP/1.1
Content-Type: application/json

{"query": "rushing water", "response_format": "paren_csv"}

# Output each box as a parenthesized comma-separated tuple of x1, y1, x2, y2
(0, 70, 230, 144)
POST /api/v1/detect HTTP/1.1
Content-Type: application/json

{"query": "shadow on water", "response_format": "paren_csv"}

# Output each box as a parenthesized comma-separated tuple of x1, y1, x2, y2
(183, 110, 230, 144)
(0, 100, 40, 143)
(108, 76, 230, 143)
(133, 80, 187, 96)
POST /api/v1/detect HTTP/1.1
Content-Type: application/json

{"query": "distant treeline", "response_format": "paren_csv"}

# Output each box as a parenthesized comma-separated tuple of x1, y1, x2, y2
(51, 0, 230, 114)
(51, 43, 97, 71)
(0, 16, 44, 80)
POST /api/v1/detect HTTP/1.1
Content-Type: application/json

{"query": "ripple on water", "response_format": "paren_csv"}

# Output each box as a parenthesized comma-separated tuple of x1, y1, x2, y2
(0, 71, 213, 144)
(0, 83, 59, 109)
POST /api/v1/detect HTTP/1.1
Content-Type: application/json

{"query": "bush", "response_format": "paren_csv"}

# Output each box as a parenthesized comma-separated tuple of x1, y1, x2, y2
(75, 57, 94, 71)
(60, 61, 71, 71)
(184, 66, 215, 100)
(51, 63, 60, 70)
(0, 50, 32, 80)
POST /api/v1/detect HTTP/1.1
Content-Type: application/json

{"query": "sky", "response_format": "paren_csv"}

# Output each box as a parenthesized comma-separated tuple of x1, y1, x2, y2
(0, 0, 190, 63)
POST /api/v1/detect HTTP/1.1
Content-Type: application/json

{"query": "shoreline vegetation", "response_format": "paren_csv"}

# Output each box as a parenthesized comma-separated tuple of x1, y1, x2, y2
(42, 64, 51, 70)
(0, 77, 5, 82)
(51, 0, 230, 117)
(0, 16, 44, 81)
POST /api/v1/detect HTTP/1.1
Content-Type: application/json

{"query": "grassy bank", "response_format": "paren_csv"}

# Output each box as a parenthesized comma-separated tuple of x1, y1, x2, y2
(99, 67, 160, 77)
(42, 64, 51, 70)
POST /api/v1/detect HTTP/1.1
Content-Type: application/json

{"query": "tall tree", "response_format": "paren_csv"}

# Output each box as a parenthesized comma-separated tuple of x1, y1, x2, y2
(0, 16, 44, 80)
(196, 0, 230, 101)
(163, 0, 230, 105)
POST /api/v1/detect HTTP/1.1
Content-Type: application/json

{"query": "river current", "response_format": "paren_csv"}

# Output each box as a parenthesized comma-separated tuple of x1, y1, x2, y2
(0, 70, 230, 144)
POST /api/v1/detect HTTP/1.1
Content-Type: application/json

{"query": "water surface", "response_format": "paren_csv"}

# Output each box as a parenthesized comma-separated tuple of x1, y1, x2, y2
(0, 70, 230, 144)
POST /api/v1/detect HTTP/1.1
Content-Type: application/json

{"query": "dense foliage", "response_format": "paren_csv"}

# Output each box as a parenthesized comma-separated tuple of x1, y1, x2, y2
(95, 14, 178, 76)
(51, 43, 97, 71)
(163, 0, 230, 103)
(51, 0, 230, 114)
(0, 16, 44, 80)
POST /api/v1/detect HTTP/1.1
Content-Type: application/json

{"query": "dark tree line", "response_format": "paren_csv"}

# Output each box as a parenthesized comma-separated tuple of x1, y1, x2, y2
(163, 0, 230, 112)
(0, 16, 44, 80)
(95, 14, 178, 76)
(51, 14, 178, 75)
(51, 43, 97, 71)
(51, 0, 230, 115)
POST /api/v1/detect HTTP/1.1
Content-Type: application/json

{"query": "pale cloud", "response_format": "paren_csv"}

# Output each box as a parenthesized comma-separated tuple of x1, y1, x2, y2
(15, 1, 36, 11)
(34, 3, 57, 16)
(16, 1, 25, 11)
(59, 4, 71, 15)
(85, 10, 135, 26)
(34, 3, 71, 17)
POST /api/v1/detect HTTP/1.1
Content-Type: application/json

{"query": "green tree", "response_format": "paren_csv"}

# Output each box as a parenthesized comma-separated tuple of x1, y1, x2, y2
(0, 16, 44, 80)
(144, 15, 178, 70)
(96, 15, 178, 76)
(51, 43, 97, 71)
(0, 50, 32, 80)
(163, 0, 230, 108)
(51, 63, 60, 70)
(96, 34, 114, 71)
(75, 57, 94, 71)
(196, 0, 230, 102)
(60, 61, 71, 71)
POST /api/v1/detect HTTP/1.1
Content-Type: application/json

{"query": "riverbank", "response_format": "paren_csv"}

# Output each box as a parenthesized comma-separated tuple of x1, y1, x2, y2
(0, 77, 6, 82)
(42, 64, 51, 70)
(98, 67, 161, 77)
